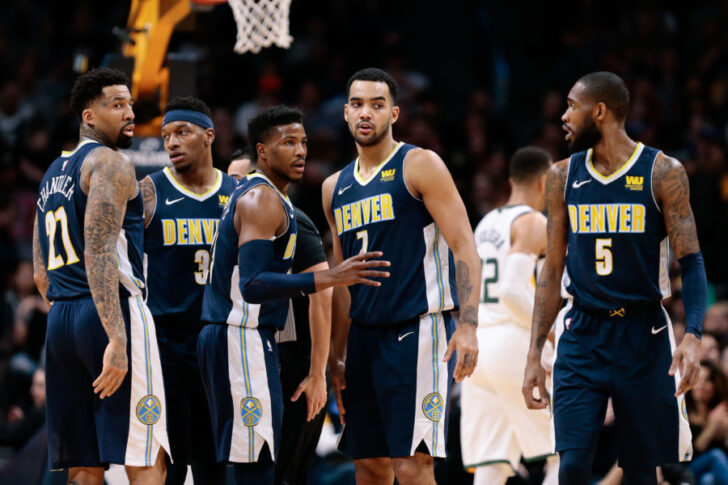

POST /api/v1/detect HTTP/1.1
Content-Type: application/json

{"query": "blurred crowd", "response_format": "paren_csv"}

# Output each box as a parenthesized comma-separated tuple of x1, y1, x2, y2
(2, 0, 728, 483)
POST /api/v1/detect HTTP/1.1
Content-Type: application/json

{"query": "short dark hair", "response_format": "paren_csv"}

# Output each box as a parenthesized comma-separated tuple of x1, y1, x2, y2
(576, 71, 630, 121)
(164, 96, 212, 118)
(509, 146, 552, 183)
(247, 105, 303, 162)
(231, 148, 254, 162)
(346, 68, 399, 103)
(70, 67, 130, 121)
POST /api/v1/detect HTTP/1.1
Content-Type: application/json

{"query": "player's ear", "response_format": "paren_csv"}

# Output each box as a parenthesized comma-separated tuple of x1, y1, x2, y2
(204, 128, 215, 147)
(390, 106, 400, 125)
(594, 102, 607, 121)
(255, 142, 266, 162)
(344, 104, 350, 123)
(82, 107, 95, 127)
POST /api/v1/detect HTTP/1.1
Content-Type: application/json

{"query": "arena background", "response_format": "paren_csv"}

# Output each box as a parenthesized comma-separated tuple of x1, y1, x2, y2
(1, 1, 728, 484)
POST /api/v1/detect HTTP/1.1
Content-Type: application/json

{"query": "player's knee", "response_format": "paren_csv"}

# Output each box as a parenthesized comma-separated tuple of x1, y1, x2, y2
(392, 455, 434, 485)
(558, 449, 592, 485)
(355, 459, 393, 484)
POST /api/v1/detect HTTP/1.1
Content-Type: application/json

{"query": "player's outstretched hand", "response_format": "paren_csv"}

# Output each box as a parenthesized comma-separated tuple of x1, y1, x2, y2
(670, 332, 700, 396)
(443, 324, 478, 382)
(291, 373, 327, 422)
(329, 357, 346, 425)
(93, 338, 128, 399)
(324, 251, 391, 288)
(522, 353, 549, 409)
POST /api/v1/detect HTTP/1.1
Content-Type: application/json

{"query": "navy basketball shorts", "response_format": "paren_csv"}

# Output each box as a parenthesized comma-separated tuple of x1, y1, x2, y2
(45, 295, 170, 469)
(154, 313, 216, 464)
(197, 324, 282, 464)
(553, 302, 692, 468)
(338, 312, 455, 460)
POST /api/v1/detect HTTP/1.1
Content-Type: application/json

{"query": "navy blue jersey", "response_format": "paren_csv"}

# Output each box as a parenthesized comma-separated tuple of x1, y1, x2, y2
(201, 173, 297, 329)
(330, 142, 458, 326)
(36, 140, 146, 301)
(144, 167, 236, 316)
(563, 143, 670, 310)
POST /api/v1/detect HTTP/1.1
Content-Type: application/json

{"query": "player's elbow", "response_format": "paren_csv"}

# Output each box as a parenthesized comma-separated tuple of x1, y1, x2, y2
(241, 280, 268, 304)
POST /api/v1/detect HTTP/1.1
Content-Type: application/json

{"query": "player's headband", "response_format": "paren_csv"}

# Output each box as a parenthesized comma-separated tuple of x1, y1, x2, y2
(162, 109, 214, 130)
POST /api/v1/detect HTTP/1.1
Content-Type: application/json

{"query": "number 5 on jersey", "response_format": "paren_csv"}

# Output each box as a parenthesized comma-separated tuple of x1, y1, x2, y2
(595, 238, 612, 275)
(45, 207, 80, 270)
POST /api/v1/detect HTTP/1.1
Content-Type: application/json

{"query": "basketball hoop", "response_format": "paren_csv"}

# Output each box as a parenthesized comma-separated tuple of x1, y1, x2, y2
(191, 0, 292, 54)
(228, 0, 293, 54)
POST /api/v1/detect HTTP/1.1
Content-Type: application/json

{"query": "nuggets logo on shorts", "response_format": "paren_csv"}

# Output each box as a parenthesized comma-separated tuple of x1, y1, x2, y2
(681, 399, 688, 420)
(422, 392, 444, 422)
(136, 395, 162, 425)
(240, 397, 262, 427)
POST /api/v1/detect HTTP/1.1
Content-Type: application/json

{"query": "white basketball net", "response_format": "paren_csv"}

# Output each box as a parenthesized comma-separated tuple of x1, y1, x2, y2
(227, 0, 293, 54)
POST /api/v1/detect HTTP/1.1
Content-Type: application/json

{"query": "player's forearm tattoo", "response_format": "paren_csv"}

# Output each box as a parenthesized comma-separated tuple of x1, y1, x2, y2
(456, 260, 477, 327)
(530, 162, 568, 353)
(84, 155, 134, 350)
(653, 155, 700, 259)
(32, 216, 50, 305)
(139, 176, 156, 227)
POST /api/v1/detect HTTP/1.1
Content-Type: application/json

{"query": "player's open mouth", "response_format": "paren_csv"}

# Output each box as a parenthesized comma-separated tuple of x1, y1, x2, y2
(123, 125, 135, 136)
(292, 160, 305, 172)
(357, 123, 374, 134)
(563, 124, 573, 141)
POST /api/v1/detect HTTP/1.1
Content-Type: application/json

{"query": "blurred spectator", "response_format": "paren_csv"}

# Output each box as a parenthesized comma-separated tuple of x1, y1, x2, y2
(686, 360, 728, 484)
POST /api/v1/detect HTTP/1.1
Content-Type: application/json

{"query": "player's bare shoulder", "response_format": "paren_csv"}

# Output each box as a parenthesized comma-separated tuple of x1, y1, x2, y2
(79, 146, 136, 199)
(322, 169, 343, 210)
(546, 158, 570, 202)
(651, 151, 688, 209)
(139, 175, 156, 227)
(402, 147, 449, 198)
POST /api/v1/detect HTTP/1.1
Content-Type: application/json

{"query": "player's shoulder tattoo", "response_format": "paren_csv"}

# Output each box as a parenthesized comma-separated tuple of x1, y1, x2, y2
(139, 176, 156, 227)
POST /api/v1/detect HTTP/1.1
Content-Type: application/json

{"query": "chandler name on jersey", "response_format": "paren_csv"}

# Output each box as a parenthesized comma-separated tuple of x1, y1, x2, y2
(330, 142, 458, 325)
(37, 140, 145, 301)
(563, 142, 670, 310)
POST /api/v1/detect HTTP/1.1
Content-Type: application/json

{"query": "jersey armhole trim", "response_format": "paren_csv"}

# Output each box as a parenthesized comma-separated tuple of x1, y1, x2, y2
(508, 208, 536, 251)
(650, 151, 662, 213)
(144, 180, 158, 229)
(563, 157, 571, 202)
(402, 148, 423, 202)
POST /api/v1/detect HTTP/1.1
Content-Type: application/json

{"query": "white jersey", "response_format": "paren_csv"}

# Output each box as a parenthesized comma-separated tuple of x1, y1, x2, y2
(474, 204, 534, 327)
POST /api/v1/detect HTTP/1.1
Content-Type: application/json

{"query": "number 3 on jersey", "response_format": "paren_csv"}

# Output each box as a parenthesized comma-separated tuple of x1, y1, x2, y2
(45, 207, 79, 270)
(194, 249, 210, 285)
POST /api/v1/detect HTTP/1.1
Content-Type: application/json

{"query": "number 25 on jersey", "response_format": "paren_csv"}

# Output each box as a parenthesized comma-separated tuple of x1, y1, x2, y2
(45, 207, 79, 270)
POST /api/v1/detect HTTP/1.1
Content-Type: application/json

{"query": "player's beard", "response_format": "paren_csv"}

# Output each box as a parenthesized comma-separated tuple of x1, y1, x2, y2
(350, 121, 390, 147)
(568, 117, 602, 153)
(116, 124, 134, 149)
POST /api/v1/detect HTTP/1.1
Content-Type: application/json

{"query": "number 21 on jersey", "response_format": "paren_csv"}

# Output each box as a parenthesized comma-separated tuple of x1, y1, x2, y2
(45, 207, 79, 270)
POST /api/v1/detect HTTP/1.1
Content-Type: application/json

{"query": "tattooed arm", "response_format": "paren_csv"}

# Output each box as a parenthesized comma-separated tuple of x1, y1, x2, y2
(139, 175, 156, 228)
(32, 215, 51, 308)
(404, 148, 481, 382)
(522, 159, 569, 409)
(80, 147, 138, 399)
(653, 153, 703, 395)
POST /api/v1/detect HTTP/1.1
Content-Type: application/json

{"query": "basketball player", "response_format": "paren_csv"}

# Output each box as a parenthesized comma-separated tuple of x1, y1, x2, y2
(140, 96, 236, 484)
(523, 72, 705, 485)
(226, 151, 333, 484)
(32, 67, 169, 484)
(198, 105, 389, 484)
(323, 68, 481, 485)
(461, 146, 558, 485)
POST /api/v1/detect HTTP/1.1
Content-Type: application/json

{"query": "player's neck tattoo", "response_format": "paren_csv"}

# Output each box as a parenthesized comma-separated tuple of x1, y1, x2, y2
(80, 124, 114, 149)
